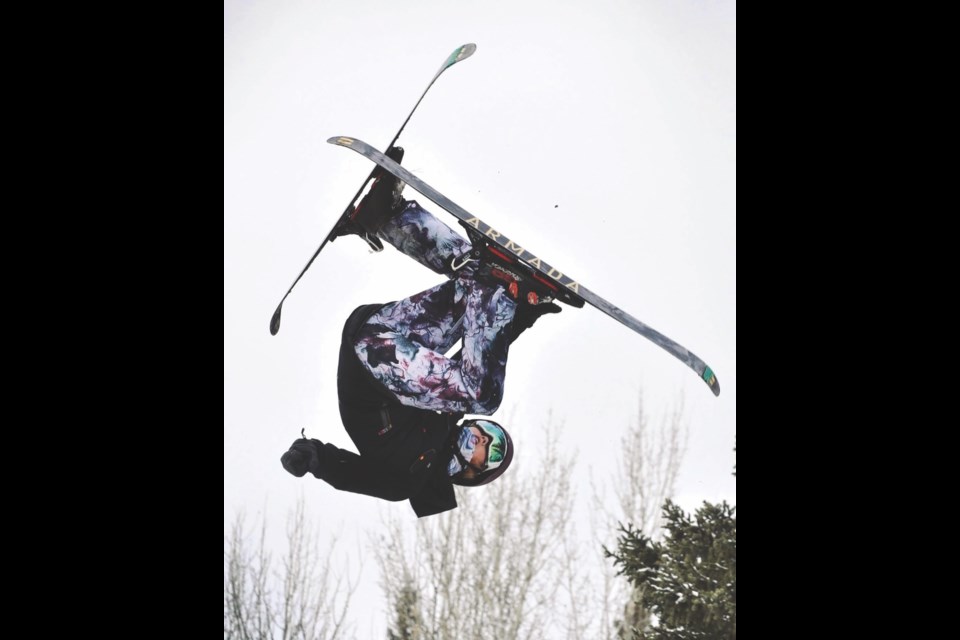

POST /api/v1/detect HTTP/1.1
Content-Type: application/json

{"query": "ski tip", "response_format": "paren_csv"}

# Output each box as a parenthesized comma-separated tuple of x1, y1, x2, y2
(328, 136, 355, 147)
(702, 366, 720, 396)
(446, 43, 477, 68)
(270, 304, 283, 336)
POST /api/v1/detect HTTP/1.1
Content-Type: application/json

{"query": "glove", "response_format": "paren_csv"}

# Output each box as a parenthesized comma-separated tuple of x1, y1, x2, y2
(508, 302, 561, 344)
(280, 438, 323, 478)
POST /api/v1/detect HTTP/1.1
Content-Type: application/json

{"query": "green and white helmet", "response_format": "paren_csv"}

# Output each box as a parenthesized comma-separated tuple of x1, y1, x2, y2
(447, 419, 514, 487)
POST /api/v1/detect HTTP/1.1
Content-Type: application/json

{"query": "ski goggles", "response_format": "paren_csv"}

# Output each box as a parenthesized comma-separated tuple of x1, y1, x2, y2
(446, 419, 510, 477)
(466, 419, 508, 470)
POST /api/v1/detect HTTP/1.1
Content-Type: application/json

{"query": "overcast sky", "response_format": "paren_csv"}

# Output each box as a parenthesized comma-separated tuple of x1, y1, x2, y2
(225, 0, 735, 635)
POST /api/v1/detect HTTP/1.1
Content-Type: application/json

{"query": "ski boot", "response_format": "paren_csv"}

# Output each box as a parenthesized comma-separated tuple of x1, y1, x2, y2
(471, 244, 559, 307)
(465, 243, 563, 343)
(454, 220, 586, 310)
(329, 146, 406, 251)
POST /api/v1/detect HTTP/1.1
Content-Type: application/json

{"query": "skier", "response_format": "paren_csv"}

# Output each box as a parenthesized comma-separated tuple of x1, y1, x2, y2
(280, 147, 562, 517)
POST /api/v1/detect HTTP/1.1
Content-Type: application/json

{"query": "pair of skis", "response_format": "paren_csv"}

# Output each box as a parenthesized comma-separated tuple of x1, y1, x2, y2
(269, 45, 720, 397)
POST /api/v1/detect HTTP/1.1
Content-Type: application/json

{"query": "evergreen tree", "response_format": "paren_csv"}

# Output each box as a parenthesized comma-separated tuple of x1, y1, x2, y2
(387, 580, 422, 640)
(606, 457, 736, 640)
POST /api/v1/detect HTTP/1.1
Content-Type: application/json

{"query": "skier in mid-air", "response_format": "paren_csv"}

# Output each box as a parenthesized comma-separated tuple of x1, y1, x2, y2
(280, 148, 562, 516)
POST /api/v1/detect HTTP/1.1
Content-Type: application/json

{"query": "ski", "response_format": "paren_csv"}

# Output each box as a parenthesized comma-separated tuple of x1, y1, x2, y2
(270, 44, 477, 336)
(327, 135, 721, 397)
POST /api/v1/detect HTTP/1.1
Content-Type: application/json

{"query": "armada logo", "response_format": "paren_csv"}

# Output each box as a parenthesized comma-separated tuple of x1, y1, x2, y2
(462, 217, 581, 295)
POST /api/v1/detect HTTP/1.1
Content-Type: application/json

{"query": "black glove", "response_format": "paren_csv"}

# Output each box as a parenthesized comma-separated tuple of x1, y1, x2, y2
(280, 438, 323, 478)
(508, 302, 561, 344)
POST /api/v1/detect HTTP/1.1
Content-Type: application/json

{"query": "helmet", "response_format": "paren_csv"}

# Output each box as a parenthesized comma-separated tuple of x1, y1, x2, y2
(448, 419, 514, 486)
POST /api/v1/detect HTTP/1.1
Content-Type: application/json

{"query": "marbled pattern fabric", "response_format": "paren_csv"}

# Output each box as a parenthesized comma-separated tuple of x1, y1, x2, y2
(377, 200, 474, 276)
(354, 201, 515, 414)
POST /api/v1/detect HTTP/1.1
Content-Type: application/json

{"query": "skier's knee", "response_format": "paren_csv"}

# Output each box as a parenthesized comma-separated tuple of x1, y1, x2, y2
(470, 387, 503, 415)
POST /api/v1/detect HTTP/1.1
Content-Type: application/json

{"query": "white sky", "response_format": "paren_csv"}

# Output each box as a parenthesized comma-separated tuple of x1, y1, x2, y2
(225, 0, 735, 636)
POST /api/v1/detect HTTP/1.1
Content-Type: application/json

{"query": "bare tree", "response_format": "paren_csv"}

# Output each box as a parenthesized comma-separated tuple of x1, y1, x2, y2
(224, 497, 359, 640)
(591, 391, 688, 639)
(375, 420, 584, 640)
